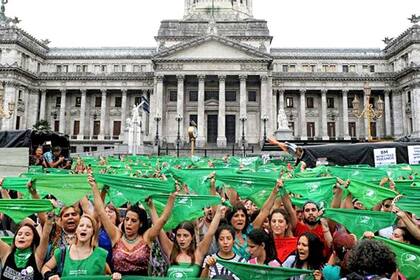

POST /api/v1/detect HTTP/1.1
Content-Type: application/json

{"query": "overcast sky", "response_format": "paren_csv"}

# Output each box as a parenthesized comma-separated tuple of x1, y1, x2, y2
(6, 0, 420, 48)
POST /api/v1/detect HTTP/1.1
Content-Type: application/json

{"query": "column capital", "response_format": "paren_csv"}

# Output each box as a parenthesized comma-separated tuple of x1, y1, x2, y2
(299, 89, 306, 95)
(218, 75, 226, 82)
(384, 89, 391, 95)
(198, 74, 206, 81)
(155, 75, 164, 82)
(342, 89, 349, 95)
(101, 89, 107, 95)
(239, 74, 248, 81)
(321, 89, 327, 95)
(177, 74, 185, 81)
(121, 88, 128, 94)
(260, 75, 268, 82)
(60, 88, 66, 94)
(278, 89, 285, 95)
(80, 89, 87, 94)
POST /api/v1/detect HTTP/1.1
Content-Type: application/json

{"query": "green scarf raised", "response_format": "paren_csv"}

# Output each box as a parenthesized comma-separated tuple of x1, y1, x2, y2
(347, 179, 397, 209)
(149, 193, 221, 230)
(323, 208, 396, 238)
(396, 197, 420, 217)
(14, 247, 32, 269)
(374, 236, 420, 280)
(0, 199, 53, 223)
(217, 259, 314, 280)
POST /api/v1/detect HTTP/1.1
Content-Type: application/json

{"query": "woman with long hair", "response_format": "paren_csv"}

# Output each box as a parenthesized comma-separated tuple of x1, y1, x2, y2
(149, 197, 222, 278)
(247, 228, 280, 267)
(0, 220, 53, 280)
(283, 232, 325, 280)
(224, 179, 284, 260)
(42, 214, 110, 279)
(201, 224, 246, 279)
(88, 175, 176, 276)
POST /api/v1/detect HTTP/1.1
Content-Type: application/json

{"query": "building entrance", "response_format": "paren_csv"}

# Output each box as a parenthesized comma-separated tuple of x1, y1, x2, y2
(207, 115, 218, 143)
(226, 115, 236, 144)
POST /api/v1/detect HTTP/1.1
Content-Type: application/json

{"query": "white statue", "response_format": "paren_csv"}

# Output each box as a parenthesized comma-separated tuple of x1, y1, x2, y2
(126, 103, 144, 155)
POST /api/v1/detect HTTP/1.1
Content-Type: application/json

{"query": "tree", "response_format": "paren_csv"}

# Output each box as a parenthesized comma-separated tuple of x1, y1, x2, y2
(33, 119, 51, 131)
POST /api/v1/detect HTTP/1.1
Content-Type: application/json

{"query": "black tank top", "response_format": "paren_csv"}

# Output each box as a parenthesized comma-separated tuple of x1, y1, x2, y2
(1, 252, 43, 280)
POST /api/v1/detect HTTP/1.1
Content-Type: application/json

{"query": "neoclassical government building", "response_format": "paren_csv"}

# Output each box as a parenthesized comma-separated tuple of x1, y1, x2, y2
(0, 0, 419, 153)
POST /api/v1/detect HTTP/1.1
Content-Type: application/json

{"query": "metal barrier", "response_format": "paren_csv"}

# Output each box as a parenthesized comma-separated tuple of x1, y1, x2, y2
(158, 145, 255, 157)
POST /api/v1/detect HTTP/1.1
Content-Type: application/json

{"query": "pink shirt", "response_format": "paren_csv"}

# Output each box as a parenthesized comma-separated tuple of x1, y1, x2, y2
(248, 257, 281, 267)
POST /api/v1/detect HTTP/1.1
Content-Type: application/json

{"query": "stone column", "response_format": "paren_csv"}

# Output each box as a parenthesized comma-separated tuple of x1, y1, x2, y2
(268, 75, 274, 136)
(99, 89, 107, 140)
(177, 75, 185, 142)
(321, 89, 328, 140)
(120, 89, 128, 140)
(217, 75, 227, 147)
(197, 75, 206, 147)
(363, 90, 369, 139)
(412, 87, 420, 137)
(23, 88, 29, 128)
(342, 90, 350, 140)
(156, 75, 164, 139)
(260, 75, 268, 142)
(1, 83, 16, 131)
(384, 90, 391, 137)
(401, 90, 407, 135)
(59, 89, 66, 134)
(391, 90, 403, 136)
(78, 89, 87, 140)
(28, 89, 40, 126)
(299, 89, 307, 140)
(239, 75, 247, 118)
(39, 89, 47, 120)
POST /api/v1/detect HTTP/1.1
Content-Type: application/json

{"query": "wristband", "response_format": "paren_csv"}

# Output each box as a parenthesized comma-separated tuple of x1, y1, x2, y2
(43, 271, 58, 280)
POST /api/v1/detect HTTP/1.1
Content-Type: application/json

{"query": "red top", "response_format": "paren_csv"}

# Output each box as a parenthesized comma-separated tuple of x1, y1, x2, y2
(113, 239, 150, 275)
(273, 236, 297, 263)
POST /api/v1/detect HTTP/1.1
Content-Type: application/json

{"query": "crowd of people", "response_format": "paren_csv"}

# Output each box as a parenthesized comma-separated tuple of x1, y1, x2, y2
(0, 149, 419, 280)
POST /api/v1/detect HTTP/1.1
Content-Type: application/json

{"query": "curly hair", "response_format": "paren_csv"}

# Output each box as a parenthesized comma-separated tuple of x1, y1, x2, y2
(347, 239, 397, 278)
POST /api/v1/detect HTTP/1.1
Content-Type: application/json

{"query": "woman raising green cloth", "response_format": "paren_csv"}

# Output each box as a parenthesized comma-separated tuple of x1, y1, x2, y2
(0, 220, 53, 280)
(41, 214, 112, 279)
(149, 186, 222, 278)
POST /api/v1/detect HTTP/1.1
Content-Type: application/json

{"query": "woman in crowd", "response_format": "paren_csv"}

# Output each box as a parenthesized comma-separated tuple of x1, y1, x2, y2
(225, 179, 284, 260)
(322, 231, 357, 280)
(247, 228, 280, 267)
(88, 175, 177, 276)
(283, 232, 325, 280)
(201, 224, 246, 279)
(29, 146, 47, 167)
(252, 179, 297, 264)
(149, 198, 222, 278)
(42, 214, 110, 279)
(98, 203, 120, 268)
(0, 220, 53, 280)
(345, 239, 397, 280)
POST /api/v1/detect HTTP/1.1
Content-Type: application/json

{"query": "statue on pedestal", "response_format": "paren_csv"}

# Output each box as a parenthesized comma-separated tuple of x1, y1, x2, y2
(126, 104, 144, 155)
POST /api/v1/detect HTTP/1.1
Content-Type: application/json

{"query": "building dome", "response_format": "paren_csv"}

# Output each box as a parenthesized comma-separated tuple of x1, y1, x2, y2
(184, 0, 253, 21)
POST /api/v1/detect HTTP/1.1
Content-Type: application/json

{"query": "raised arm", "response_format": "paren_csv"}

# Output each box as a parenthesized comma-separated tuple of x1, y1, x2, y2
(147, 197, 173, 257)
(35, 214, 54, 271)
(0, 238, 11, 265)
(253, 179, 283, 229)
(88, 175, 121, 245)
(196, 205, 222, 263)
(281, 187, 298, 230)
(394, 206, 420, 241)
(143, 191, 177, 244)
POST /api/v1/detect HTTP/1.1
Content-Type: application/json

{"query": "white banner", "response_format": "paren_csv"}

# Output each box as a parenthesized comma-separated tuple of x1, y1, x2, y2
(373, 148, 397, 167)
(408, 145, 420, 165)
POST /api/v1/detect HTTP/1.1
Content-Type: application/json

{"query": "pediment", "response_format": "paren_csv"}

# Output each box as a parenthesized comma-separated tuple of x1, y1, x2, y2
(154, 35, 272, 61)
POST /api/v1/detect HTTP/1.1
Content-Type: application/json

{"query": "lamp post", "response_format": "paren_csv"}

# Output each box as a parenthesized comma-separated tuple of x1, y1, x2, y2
(262, 114, 269, 143)
(175, 114, 183, 158)
(154, 115, 161, 147)
(239, 116, 247, 157)
(352, 82, 384, 142)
